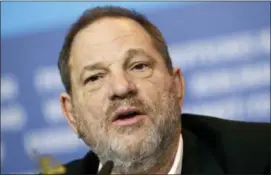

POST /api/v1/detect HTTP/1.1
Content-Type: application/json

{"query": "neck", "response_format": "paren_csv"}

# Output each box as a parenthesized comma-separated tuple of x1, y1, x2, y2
(141, 128, 181, 174)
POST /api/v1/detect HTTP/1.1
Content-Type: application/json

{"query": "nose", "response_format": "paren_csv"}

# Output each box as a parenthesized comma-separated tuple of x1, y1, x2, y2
(109, 72, 137, 100)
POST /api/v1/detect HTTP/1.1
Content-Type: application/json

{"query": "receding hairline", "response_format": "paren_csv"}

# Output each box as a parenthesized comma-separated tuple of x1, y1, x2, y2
(67, 16, 164, 73)
(71, 16, 153, 51)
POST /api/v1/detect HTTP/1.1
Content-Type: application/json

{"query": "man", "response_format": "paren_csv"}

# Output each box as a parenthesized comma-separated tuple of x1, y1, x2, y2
(57, 6, 270, 174)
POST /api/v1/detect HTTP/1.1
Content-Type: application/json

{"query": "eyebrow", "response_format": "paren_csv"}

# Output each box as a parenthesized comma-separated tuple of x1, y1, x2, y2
(79, 48, 155, 82)
(123, 48, 155, 68)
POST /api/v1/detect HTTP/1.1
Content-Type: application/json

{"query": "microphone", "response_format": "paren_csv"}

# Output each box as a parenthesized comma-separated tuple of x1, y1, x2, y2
(97, 160, 114, 175)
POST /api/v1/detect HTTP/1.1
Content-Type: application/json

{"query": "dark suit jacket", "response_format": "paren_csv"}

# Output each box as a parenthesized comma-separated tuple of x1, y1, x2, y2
(63, 113, 270, 174)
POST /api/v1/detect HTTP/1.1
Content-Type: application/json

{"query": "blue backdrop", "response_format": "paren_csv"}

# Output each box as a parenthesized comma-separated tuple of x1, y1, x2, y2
(1, 2, 270, 174)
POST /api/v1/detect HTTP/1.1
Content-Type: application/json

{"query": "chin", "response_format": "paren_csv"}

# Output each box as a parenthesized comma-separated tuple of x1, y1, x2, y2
(114, 138, 156, 159)
(116, 129, 148, 146)
(111, 120, 148, 134)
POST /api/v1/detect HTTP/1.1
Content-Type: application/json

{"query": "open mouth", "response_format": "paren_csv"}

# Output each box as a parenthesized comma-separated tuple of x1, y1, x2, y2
(117, 111, 140, 119)
(112, 108, 145, 126)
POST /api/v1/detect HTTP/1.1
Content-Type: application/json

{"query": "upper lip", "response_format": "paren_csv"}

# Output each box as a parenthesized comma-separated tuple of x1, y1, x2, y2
(112, 107, 143, 122)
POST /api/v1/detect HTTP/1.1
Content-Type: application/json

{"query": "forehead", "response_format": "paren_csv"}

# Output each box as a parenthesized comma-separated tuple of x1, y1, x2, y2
(69, 17, 156, 70)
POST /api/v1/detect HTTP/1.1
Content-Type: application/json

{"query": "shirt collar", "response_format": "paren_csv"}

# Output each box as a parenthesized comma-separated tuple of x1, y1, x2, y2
(168, 133, 183, 174)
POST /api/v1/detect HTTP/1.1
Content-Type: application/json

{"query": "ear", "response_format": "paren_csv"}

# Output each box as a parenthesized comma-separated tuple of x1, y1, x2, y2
(172, 68, 185, 106)
(60, 92, 79, 136)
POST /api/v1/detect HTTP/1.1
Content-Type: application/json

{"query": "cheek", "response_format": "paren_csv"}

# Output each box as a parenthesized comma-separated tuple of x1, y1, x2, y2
(76, 90, 108, 119)
(136, 74, 171, 103)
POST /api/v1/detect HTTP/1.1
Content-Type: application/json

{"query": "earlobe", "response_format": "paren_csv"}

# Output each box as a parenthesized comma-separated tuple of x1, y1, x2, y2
(60, 92, 79, 136)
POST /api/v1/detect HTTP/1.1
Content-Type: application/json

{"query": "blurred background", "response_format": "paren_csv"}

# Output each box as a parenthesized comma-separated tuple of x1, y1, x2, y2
(1, 1, 270, 174)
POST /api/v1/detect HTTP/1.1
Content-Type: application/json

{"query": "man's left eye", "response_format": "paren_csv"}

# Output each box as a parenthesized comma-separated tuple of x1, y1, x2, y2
(131, 63, 149, 71)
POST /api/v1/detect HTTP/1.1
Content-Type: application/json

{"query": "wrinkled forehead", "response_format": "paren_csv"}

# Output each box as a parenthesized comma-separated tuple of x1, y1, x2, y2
(69, 17, 155, 71)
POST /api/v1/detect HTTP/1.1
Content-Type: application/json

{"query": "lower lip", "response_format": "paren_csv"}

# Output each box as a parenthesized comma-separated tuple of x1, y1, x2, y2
(112, 115, 146, 126)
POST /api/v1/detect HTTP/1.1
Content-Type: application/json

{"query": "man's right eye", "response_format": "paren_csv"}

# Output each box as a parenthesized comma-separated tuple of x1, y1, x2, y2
(84, 74, 102, 84)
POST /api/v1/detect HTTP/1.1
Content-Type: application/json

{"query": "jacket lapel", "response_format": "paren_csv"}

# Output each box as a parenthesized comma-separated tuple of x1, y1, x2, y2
(181, 129, 201, 174)
(182, 129, 224, 175)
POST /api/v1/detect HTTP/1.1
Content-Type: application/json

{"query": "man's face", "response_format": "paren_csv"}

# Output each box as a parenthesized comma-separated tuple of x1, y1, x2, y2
(61, 17, 184, 173)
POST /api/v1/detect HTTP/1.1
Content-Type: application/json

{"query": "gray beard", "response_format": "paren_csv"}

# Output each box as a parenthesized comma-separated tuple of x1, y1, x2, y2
(77, 90, 181, 174)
